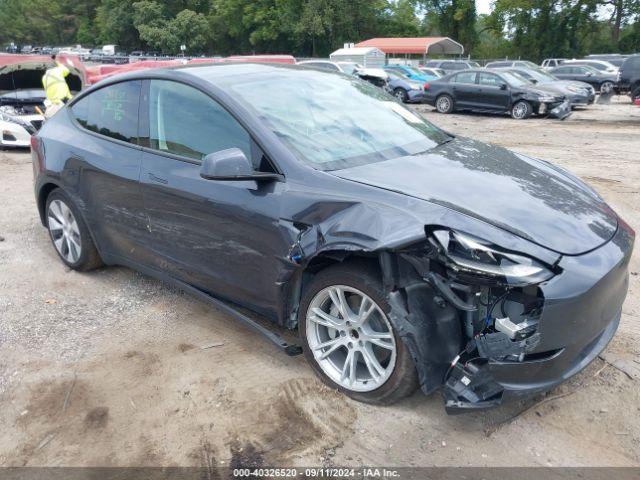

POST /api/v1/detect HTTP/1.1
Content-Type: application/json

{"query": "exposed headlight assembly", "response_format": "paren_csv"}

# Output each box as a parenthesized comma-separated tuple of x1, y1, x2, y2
(430, 229, 556, 287)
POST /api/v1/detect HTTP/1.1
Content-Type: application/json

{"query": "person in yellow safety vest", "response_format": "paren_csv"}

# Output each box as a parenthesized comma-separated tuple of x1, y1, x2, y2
(42, 55, 72, 118)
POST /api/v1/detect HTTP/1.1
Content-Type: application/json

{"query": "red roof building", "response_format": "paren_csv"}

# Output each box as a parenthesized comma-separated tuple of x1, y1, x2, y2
(355, 37, 464, 56)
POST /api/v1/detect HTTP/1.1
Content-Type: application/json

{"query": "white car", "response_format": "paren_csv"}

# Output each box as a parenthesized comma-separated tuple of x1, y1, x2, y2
(0, 91, 44, 148)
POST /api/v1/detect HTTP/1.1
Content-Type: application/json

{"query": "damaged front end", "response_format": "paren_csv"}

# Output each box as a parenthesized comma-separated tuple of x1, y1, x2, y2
(385, 222, 633, 413)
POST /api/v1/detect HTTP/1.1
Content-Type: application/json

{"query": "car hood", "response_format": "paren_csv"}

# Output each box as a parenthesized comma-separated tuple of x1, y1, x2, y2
(331, 137, 617, 256)
(556, 80, 593, 90)
(525, 84, 565, 98)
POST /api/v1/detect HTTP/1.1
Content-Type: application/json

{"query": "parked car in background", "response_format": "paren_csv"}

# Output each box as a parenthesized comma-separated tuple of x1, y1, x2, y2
(418, 66, 445, 78)
(549, 64, 617, 92)
(385, 70, 427, 103)
(563, 59, 618, 75)
(384, 64, 434, 82)
(615, 54, 640, 101)
(424, 69, 570, 119)
(32, 63, 634, 411)
(423, 59, 480, 74)
(586, 54, 629, 68)
(297, 60, 360, 75)
(541, 58, 567, 70)
(484, 60, 539, 69)
(493, 67, 595, 106)
(20, 45, 33, 54)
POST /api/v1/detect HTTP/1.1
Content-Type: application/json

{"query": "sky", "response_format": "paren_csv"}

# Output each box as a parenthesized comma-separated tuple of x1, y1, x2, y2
(476, 0, 492, 15)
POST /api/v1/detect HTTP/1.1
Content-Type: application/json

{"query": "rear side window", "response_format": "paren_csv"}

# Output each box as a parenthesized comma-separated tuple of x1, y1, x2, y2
(70, 80, 141, 143)
(147, 80, 251, 162)
(452, 72, 476, 84)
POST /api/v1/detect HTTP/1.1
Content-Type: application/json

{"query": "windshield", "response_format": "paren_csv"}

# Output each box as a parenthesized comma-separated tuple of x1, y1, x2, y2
(520, 69, 556, 82)
(229, 70, 451, 171)
(337, 62, 359, 75)
(407, 67, 425, 77)
(500, 71, 530, 88)
(582, 65, 601, 74)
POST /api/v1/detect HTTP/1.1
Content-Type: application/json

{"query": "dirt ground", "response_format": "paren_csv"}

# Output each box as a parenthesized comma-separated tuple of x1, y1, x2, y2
(0, 97, 639, 468)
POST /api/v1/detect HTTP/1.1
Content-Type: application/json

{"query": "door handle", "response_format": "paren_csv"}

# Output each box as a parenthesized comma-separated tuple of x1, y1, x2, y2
(148, 173, 168, 185)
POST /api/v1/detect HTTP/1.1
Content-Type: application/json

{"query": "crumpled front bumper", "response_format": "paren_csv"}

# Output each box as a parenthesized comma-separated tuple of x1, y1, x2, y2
(443, 221, 634, 413)
(542, 100, 572, 119)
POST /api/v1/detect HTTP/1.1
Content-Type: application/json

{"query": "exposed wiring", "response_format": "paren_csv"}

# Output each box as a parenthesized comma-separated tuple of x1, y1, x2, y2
(484, 290, 511, 328)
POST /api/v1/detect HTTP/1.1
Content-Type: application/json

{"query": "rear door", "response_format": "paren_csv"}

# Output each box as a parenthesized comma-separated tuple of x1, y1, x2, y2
(449, 71, 479, 108)
(476, 72, 511, 111)
(67, 80, 148, 260)
(138, 79, 289, 317)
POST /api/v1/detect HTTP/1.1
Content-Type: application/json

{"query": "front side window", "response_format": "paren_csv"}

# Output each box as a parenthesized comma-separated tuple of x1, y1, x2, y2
(226, 70, 450, 171)
(478, 72, 502, 86)
(147, 80, 251, 163)
(71, 80, 141, 143)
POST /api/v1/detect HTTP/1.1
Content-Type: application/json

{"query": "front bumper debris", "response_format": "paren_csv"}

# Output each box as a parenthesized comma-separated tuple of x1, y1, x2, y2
(548, 100, 572, 119)
(442, 222, 633, 413)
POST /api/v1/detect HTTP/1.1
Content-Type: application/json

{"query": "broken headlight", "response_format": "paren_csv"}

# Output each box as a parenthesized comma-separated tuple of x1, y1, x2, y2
(430, 229, 555, 287)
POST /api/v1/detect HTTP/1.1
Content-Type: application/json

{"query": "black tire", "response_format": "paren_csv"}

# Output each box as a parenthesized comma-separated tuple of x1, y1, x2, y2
(45, 189, 103, 271)
(393, 88, 409, 103)
(435, 94, 454, 114)
(298, 261, 419, 405)
(511, 100, 532, 119)
(600, 81, 614, 94)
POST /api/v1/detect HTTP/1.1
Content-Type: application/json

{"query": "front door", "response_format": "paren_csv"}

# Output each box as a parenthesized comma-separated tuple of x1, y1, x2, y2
(476, 72, 511, 111)
(138, 79, 289, 317)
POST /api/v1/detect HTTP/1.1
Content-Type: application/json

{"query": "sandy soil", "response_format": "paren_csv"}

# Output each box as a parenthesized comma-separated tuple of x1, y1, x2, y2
(0, 97, 638, 468)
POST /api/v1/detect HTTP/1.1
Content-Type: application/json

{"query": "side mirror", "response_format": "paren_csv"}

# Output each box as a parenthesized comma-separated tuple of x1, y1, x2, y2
(199, 148, 282, 182)
(500, 83, 508, 90)
(586, 72, 594, 77)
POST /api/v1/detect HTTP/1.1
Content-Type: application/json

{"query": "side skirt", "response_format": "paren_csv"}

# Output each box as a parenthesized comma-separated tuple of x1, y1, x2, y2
(102, 253, 303, 356)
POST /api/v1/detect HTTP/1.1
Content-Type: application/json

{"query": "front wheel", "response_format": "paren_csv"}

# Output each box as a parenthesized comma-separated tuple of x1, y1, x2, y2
(511, 100, 532, 119)
(299, 263, 419, 405)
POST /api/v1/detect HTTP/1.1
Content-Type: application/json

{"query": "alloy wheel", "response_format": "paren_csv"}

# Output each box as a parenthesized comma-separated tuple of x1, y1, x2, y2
(305, 285, 397, 392)
(48, 199, 82, 264)
(436, 96, 451, 112)
(600, 81, 614, 93)
(512, 102, 529, 119)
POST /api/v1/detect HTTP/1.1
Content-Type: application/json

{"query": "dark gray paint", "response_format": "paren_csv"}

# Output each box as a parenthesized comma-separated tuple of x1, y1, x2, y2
(32, 63, 634, 411)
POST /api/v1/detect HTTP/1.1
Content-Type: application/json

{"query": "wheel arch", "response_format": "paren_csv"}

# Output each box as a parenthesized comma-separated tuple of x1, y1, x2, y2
(283, 247, 462, 395)
(37, 181, 62, 226)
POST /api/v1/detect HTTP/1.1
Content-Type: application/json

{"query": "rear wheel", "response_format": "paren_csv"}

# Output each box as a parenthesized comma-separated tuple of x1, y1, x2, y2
(46, 189, 103, 271)
(600, 81, 614, 94)
(511, 100, 532, 119)
(435, 94, 454, 114)
(299, 263, 419, 405)
(393, 88, 409, 103)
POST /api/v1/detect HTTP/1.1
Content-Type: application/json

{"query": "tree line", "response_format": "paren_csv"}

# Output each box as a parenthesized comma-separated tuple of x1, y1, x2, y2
(1, 0, 639, 60)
